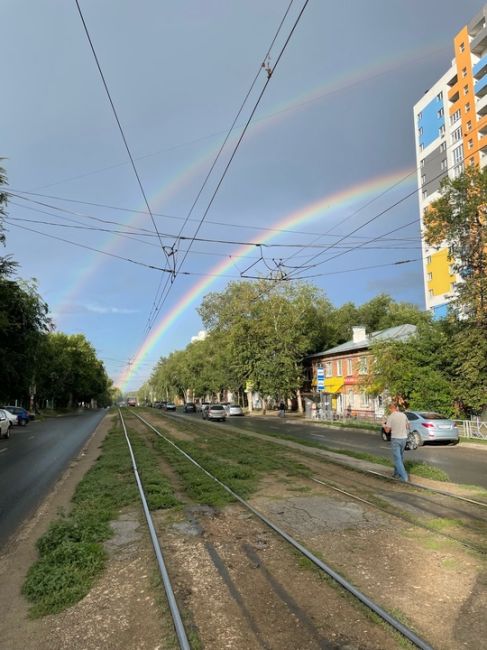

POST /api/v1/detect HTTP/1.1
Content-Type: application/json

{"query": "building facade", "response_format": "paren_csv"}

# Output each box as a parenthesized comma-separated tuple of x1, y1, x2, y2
(304, 325, 417, 418)
(414, 5, 487, 319)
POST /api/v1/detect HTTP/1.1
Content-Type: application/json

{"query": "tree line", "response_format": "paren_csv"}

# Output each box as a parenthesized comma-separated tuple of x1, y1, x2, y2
(0, 163, 112, 409)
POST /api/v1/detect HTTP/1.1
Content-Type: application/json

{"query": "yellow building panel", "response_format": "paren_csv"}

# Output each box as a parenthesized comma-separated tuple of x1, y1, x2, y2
(426, 248, 455, 296)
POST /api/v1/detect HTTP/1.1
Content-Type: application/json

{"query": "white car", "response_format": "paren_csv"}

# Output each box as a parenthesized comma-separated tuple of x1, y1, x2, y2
(0, 409, 11, 439)
(225, 404, 244, 416)
(2, 409, 19, 426)
(202, 404, 227, 422)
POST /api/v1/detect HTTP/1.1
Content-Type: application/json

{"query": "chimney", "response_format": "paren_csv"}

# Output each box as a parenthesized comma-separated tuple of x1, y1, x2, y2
(352, 326, 367, 343)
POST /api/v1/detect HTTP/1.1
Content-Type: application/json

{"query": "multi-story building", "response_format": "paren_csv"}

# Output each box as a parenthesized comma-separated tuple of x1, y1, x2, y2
(414, 5, 487, 318)
(304, 324, 417, 418)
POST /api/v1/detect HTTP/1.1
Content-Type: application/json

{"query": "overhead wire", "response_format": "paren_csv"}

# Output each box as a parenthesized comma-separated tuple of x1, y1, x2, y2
(146, 0, 311, 334)
(144, 0, 297, 333)
(74, 0, 174, 273)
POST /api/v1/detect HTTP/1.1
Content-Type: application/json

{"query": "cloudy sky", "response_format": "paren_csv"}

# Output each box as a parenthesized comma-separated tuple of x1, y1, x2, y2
(2, 0, 485, 391)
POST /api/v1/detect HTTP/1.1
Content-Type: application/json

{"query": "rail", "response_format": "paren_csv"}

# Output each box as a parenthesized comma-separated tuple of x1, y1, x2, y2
(132, 410, 433, 650)
(118, 409, 191, 650)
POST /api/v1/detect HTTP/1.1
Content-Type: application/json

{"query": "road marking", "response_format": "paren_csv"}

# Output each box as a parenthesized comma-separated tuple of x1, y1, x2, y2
(0, 448, 7, 454)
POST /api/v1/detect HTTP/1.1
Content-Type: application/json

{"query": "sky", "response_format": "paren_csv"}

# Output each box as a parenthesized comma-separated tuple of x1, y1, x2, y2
(2, 0, 486, 392)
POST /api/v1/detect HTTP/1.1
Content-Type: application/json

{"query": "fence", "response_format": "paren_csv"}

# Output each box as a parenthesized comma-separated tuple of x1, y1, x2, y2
(456, 419, 487, 440)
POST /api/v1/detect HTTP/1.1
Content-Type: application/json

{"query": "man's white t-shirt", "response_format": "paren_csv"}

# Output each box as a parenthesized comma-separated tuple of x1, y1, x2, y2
(385, 411, 409, 439)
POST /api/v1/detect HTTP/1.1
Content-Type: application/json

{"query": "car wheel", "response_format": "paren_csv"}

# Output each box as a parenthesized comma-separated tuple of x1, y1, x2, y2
(449, 439, 459, 446)
(412, 431, 422, 447)
(4, 426, 10, 439)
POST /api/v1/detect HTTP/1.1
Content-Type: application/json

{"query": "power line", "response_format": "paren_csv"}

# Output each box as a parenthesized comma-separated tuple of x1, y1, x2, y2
(7, 188, 419, 243)
(144, 0, 297, 333)
(74, 0, 173, 273)
(146, 0, 311, 334)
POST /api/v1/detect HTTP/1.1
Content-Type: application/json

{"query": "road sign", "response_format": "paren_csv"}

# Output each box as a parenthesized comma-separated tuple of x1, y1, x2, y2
(317, 367, 325, 392)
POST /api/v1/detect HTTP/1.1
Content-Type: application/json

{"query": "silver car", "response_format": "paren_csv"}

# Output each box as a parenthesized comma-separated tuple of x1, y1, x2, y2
(225, 403, 244, 416)
(0, 409, 11, 439)
(406, 411, 459, 446)
(203, 404, 227, 422)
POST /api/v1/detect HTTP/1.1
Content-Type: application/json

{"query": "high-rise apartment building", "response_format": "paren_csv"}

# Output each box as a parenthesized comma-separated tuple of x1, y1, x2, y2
(414, 5, 487, 318)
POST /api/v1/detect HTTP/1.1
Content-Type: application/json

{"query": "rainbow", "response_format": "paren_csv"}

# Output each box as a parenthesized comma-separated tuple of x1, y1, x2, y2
(51, 41, 444, 321)
(117, 167, 417, 390)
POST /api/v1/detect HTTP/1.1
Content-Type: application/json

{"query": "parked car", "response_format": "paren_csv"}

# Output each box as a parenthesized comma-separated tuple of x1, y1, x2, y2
(202, 404, 227, 422)
(165, 402, 177, 411)
(2, 409, 19, 426)
(197, 402, 210, 413)
(381, 410, 459, 446)
(225, 403, 244, 416)
(183, 402, 196, 413)
(406, 411, 459, 446)
(0, 406, 30, 426)
(0, 409, 11, 439)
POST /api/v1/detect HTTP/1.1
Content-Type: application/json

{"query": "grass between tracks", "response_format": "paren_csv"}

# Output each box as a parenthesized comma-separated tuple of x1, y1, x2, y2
(22, 420, 179, 617)
(208, 422, 450, 482)
(139, 415, 313, 507)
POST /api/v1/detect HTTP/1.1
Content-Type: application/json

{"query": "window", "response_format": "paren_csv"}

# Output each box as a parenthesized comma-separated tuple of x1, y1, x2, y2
(468, 139, 474, 149)
(466, 102, 471, 112)
(462, 66, 467, 77)
(453, 144, 464, 163)
(422, 189, 428, 199)
(417, 111, 422, 121)
(347, 389, 354, 408)
(436, 91, 443, 101)
(421, 174, 426, 185)
(460, 42, 465, 52)
(439, 124, 445, 137)
(419, 143, 424, 151)
(420, 158, 425, 168)
(324, 361, 333, 377)
(418, 126, 423, 136)
(470, 157, 475, 166)
(360, 392, 370, 407)
(464, 84, 469, 95)
(427, 272, 432, 281)
(440, 141, 447, 152)
(358, 356, 368, 375)
(441, 158, 448, 170)
(427, 255, 432, 264)
(336, 359, 342, 376)
(450, 109, 461, 124)
(437, 108, 444, 118)
(346, 358, 353, 376)
(429, 289, 434, 297)
(467, 120, 472, 131)
(451, 126, 462, 143)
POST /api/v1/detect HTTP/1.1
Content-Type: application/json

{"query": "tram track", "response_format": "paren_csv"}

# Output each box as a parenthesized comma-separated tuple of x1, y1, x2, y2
(121, 409, 434, 650)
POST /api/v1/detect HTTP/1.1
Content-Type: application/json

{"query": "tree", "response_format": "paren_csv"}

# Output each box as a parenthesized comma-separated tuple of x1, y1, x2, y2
(199, 280, 330, 407)
(425, 166, 487, 327)
(367, 322, 454, 415)
(0, 277, 51, 402)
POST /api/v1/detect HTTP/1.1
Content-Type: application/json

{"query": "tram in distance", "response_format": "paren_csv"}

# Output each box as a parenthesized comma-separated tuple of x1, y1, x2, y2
(127, 397, 137, 407)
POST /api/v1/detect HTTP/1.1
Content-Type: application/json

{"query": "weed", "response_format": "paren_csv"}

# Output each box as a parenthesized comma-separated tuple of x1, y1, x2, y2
(22, 422, 179, 617)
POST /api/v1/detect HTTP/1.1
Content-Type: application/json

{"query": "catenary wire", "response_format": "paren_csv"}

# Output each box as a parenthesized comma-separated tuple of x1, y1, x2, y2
(5, 217, 417, 281)
(74, 0, 173, 273)
(144, 0, 297, 334)
(146, 0, 311, 334)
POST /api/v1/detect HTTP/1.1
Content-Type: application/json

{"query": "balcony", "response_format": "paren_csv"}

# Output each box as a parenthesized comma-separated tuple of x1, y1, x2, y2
(477, 92, 487, 115)
(475, 74, 487, 97)
(471, 26, 487, 56)
(473, 54, 487, 79)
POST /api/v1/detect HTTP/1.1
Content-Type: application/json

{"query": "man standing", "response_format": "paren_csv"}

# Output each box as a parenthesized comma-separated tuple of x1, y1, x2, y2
(383, 403, 410, 482)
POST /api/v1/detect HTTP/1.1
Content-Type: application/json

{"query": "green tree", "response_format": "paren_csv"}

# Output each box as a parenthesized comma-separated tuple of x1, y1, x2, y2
(199, 280, 330, 406)
(367, 322, 453, 415)
(425, 166, 487, 327)
(0, 277, 51, 402)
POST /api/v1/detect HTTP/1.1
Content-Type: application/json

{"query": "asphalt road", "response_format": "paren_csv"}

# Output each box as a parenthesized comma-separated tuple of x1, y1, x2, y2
(177, 411, 487, 489)
(0, 409, 106, 548)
